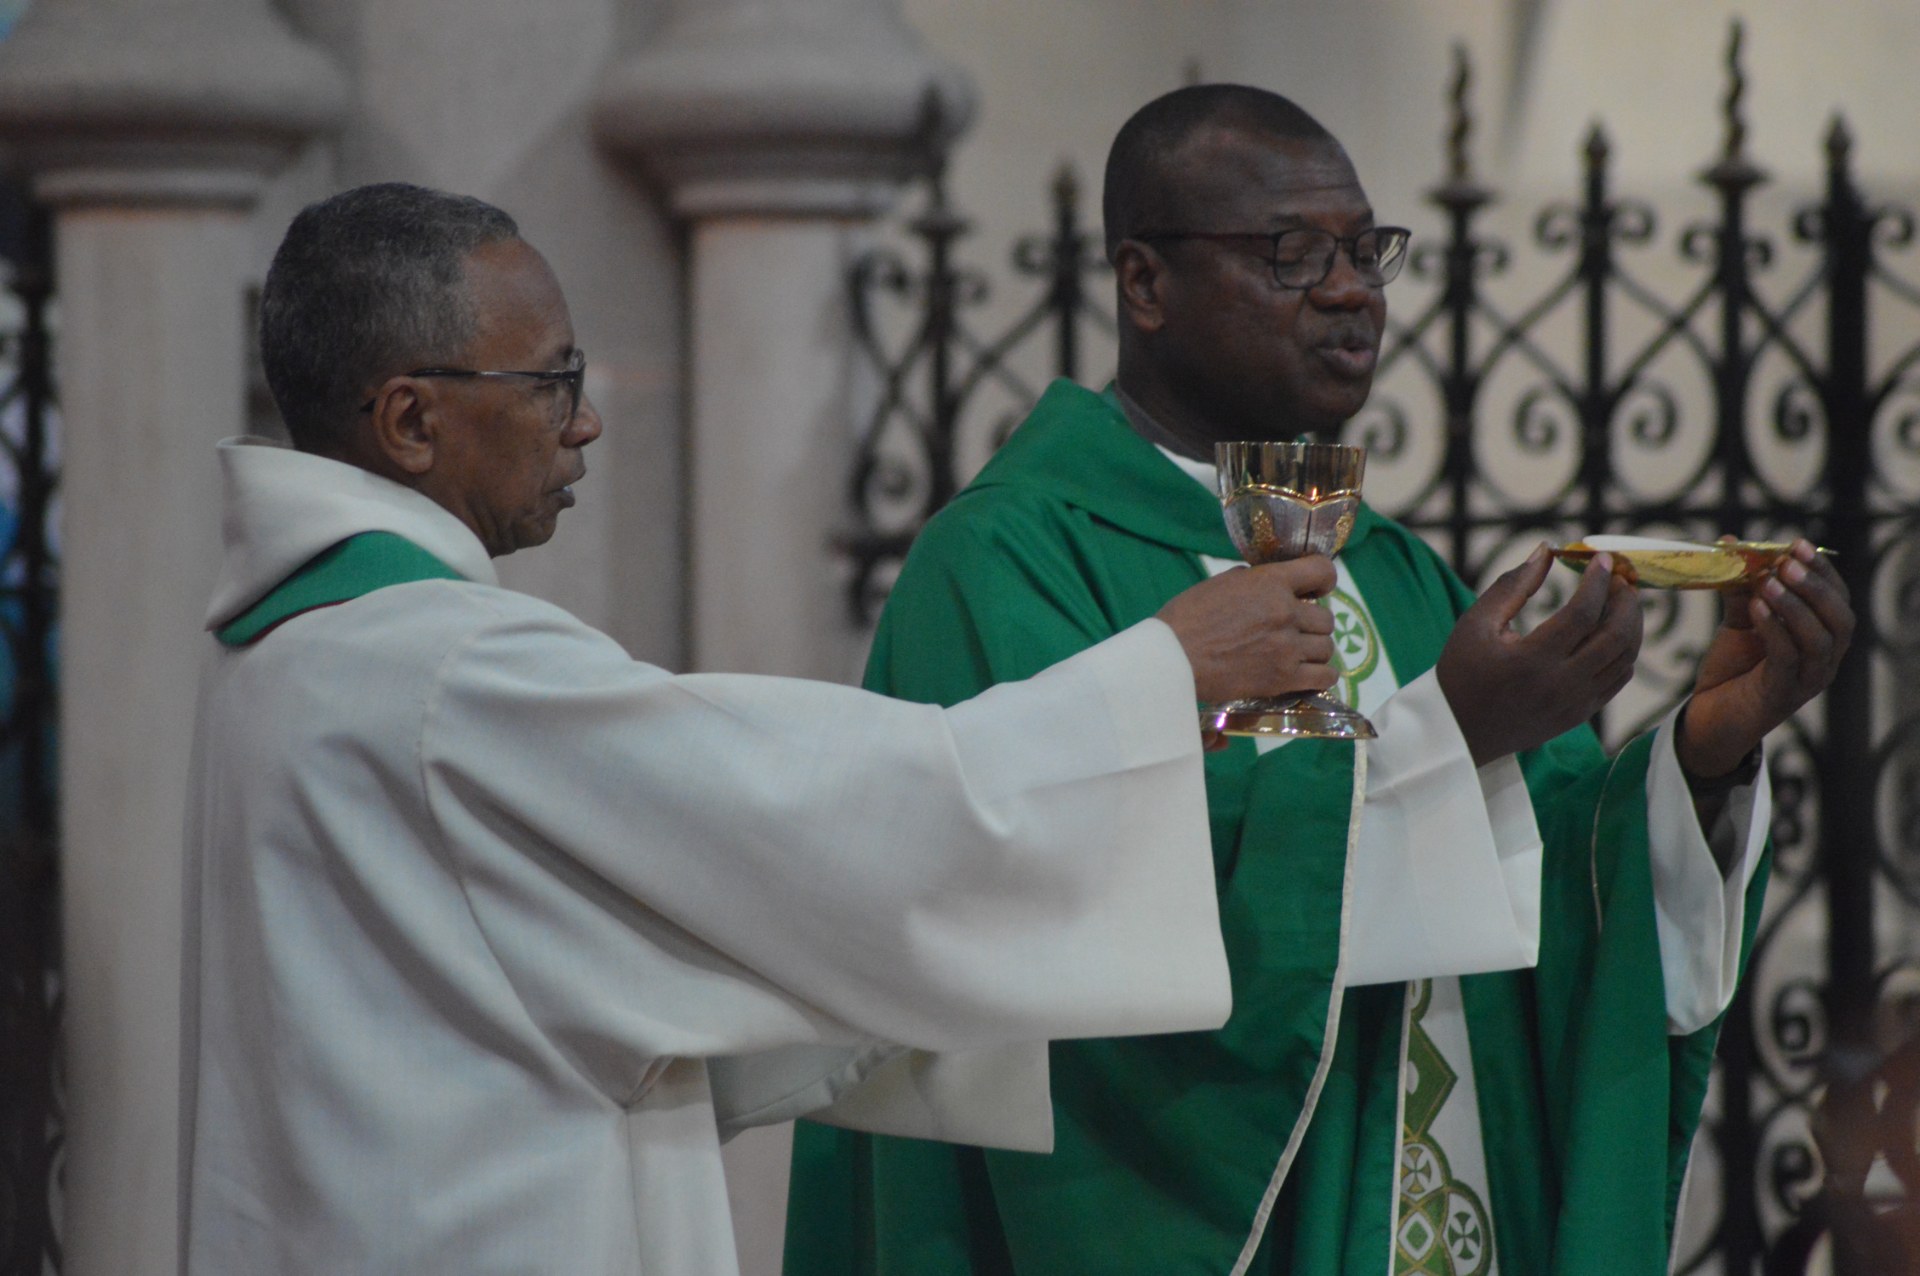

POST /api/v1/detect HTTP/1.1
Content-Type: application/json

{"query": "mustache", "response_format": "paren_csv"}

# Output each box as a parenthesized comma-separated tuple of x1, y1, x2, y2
(1316, 319, 1379, 349)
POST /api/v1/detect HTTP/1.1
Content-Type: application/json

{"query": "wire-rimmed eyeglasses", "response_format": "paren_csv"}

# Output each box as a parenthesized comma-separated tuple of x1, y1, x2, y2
(1133, 226, 1412, 290)
(358, 348, 587, 420)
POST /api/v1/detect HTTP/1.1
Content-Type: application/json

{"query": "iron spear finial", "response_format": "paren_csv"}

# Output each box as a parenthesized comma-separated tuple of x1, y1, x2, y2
(1447, 42, 1473, 184)
(1722, 18, 1748, 164)
(1699, 18, 1767, 193)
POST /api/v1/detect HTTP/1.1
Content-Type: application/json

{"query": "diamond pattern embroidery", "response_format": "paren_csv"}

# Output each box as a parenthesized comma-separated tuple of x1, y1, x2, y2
(1394, 982, 1493, 1276)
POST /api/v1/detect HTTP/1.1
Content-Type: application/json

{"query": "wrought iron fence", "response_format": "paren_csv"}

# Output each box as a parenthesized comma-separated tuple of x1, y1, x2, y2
(844, 24, 1920, 1276)
(0, 178, 60, 1276)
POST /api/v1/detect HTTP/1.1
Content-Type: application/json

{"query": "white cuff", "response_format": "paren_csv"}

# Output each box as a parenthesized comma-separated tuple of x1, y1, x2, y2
(1647, 706, 1770, 1034)
(801, 1042, 1055, 1153)
(1342, 669, 1544, 986)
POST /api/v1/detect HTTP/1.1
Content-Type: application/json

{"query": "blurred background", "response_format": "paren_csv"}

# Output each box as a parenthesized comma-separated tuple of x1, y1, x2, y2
(0, 2, 1915, 1273)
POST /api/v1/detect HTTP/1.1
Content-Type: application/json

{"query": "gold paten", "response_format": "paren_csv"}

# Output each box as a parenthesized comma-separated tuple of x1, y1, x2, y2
(1551, 538, 1836, 590)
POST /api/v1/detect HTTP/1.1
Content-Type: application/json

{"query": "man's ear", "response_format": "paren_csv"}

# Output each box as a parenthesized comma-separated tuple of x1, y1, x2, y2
(364, 379, 436, 477)
(1113, 240, 1168, 336)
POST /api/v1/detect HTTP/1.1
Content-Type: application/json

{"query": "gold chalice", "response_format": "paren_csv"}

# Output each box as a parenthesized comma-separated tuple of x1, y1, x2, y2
(1201, 440, 1377, 740)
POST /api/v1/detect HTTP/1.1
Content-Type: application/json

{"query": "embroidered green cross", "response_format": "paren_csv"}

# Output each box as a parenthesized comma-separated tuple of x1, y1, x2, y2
(1325, 584, 1380, 708)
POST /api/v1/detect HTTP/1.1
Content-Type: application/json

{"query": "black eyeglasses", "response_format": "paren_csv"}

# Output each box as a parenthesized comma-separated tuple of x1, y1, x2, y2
(1134, 226, 1412, 290)
(358, 348, 587, 419)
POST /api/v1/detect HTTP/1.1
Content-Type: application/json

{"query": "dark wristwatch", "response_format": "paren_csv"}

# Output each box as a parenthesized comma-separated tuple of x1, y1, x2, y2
(1683, 748, 1762, 798)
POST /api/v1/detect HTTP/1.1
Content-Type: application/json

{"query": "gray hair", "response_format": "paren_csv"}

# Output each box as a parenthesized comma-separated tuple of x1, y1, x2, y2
(259, 182, 521, 453)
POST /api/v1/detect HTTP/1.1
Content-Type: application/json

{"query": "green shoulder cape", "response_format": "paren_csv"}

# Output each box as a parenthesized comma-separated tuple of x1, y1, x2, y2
(787, 380, 1766, 1276)
(215, 531, 462, 647)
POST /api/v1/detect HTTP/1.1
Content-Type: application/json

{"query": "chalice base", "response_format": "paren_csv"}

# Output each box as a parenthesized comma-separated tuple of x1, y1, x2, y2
(1202, 692, 1377, 740)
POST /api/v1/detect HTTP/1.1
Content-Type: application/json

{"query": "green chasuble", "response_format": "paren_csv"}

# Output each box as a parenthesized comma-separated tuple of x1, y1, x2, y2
(785, 380, 1768, 1276)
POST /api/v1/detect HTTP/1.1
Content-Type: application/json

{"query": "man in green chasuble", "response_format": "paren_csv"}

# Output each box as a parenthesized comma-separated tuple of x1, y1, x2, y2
(784, 85, 1854, 1275)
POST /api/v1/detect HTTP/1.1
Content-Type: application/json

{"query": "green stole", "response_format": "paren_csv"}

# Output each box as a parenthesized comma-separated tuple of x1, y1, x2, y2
(784, 380, 1767, 1276)
(215, 532, 462, 647)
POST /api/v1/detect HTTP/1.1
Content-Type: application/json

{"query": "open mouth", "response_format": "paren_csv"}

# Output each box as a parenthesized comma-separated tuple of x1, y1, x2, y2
(1317, 342, 1378, 379)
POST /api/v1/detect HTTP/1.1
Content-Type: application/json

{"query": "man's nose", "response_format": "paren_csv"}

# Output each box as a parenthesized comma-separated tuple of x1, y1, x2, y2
(1309, 245, 1376, 309)
(565, 393, 604, 447)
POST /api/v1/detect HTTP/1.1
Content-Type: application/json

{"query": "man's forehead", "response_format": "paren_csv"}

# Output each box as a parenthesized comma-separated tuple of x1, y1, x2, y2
(1170, 126, 1371, 224)
(464, 239, 575, 357)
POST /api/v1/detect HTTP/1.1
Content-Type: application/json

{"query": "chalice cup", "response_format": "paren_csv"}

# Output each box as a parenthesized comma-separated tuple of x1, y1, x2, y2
(1201, 440, 1377, 740)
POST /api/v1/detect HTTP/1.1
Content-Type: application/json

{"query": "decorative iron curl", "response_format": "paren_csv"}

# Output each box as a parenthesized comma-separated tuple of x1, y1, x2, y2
(1613, 201, 1659, 246)
(1891, 550, 1920, 658)
(1880, 375, 1920, 460)
(1531, 199, 1656, 254)
(850, 421, 935, 533)
(1534, 203, 1583, 252)
(1871, 966, 1920, 1074)
(1636, 584, 1686, 646)
(948, 266, 991, 310)
(1615, 379, 1682, 449)
(1405, 239, 1507, 283)
(849, 249, 916, 316)
(1791, 197, 1912, 264)
(1679, 222, 1720, 264)
(1871, 205, 1916, 251)
(1872, 717, 1920, 907)
(1461, 530, 1588, 633)
(1771, 377, 1824, 444)
(1675, 220, 1777, 272)
(1525, 569, 1575, 626)
(1638, 632, 1710, 701)
(1347, 397, 1409, 463)
(1769, 764, 1815, 869)
(1768, 1136, 1823, 1220)
(1770, 979, 1828, 1071)
(1511, 385, 1574, 454)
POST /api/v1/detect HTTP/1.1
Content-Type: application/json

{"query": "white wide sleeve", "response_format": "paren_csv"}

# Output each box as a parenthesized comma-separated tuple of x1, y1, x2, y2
(1342, 669, 1544, 986)
(424, 605, 1232, 1117)
(1645, 705, 1771, 1034)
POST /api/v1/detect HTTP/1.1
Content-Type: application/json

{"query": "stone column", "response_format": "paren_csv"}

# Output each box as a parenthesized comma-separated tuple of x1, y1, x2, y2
(597, 0, 973, 682)
(0, 4, 344, 1272)
(595, 5, 972, 1270)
